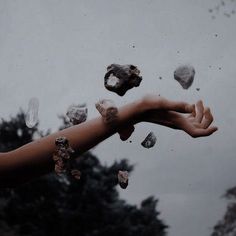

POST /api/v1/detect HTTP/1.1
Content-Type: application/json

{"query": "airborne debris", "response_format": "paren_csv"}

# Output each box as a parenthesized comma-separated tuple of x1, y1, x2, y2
(118, 170, 129, 189)
(118, 125, 135, 141)
(53, 136, 81, 181)
(25, 97, 39, 128)
(66, 104, 88, 125)
(174, 65, 195, 89)
(141, 132, 157, 149)
(104, 64, 142, 96)
(95, 99, 118, 124)
(71, 169, 81, 180)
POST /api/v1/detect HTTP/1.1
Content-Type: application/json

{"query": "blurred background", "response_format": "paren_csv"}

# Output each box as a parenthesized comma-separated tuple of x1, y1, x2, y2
(0, 0, 236, 235)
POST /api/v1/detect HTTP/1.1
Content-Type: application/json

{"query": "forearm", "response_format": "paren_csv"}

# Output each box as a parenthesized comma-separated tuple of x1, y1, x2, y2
(0, 100, 142, 187)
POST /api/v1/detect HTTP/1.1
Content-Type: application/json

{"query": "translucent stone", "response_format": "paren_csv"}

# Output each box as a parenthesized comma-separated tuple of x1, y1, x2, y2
(25, 97, 39, 128)
(174, 65, 195, 89)
(141, 132, 157, 149)
(66, 104, 88, 125)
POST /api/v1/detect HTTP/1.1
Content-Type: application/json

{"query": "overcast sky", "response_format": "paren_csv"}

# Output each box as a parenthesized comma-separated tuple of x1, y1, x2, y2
(0, 0, 236, 235)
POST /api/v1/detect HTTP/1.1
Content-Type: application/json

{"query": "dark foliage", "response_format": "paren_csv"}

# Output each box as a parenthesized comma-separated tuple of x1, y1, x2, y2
(211, 187, 236, 236)
(0, 111, 167, 236)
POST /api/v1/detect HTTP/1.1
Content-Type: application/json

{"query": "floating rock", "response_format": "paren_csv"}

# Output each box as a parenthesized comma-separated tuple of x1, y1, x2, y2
(104, 64, 142, 96)
(66, 104, 88, 125)
(25, 97, 39, 128)
(174, 65, 195, 89)
(117, 170, 129, 189)
(141, 132, 157, 149)
(53, 136, 78, 178)
(71, 169, 81, 180)
(95, 99, 118, 124)
(118, 125, 135, 141)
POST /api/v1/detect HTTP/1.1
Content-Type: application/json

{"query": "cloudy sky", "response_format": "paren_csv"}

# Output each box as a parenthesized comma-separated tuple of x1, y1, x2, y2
(0, 0, 236, 235)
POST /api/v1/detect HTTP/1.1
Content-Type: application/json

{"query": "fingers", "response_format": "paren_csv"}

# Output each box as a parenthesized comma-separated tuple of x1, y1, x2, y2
(190, 126, 218, 138)
(160, 99, 195, 113)
(188, 104, 196, 118)
(195, 100, 204, 123)
(201, 107, 214, 129)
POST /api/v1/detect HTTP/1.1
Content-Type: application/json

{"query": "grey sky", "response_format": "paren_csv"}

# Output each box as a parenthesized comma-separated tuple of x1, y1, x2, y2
(0, 0, 236, 235)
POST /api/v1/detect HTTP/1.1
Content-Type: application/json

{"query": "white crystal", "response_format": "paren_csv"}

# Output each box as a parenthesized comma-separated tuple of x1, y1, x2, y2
(25, 97, 39, 128)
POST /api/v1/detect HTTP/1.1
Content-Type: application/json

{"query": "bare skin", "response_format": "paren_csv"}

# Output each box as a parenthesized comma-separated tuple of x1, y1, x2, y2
(0, 94, 218, 187)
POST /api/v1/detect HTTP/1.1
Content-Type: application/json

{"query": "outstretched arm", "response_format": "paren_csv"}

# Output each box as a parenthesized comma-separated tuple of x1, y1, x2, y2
(0, 95, 217, 187)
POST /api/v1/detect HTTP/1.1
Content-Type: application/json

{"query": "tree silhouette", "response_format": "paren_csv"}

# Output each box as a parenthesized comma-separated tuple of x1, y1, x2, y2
(211, 187, 236, 236)
(0, 110, 168, 236)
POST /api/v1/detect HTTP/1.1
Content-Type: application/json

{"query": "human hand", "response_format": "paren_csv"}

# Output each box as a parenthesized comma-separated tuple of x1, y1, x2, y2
(138, 94, 218, 138)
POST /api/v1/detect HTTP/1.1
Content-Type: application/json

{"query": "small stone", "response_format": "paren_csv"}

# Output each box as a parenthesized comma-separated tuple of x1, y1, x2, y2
(141, 132, 157, 149)
(119, 125, 135, 141)
(25, 97, 39, 128)
(71, 169, 81, 180)
(159, 76, 162, 80)
(95, 99, 118, 124)
(196, 88, 200, 91)
(66, 104, 88, 125)
(174, 65, 195, 89)
(118, 170, 129, 189)
(104, 64, 142, 96)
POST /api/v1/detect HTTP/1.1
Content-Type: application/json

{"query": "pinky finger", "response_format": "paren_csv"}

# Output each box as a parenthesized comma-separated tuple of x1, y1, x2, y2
(191, 126, 218, 138)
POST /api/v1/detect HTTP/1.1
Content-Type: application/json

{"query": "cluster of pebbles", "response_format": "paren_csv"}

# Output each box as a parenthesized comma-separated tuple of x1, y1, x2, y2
(23, 63, 196, 189)
(52, 136, 81, 180)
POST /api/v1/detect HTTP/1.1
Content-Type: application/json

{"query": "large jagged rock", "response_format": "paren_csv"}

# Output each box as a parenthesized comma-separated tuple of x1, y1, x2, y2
(141, 132, 157, 149)
(174, 65, 195, 89)
(66, 103, 88, 125)
(104, 64, 142, 96)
